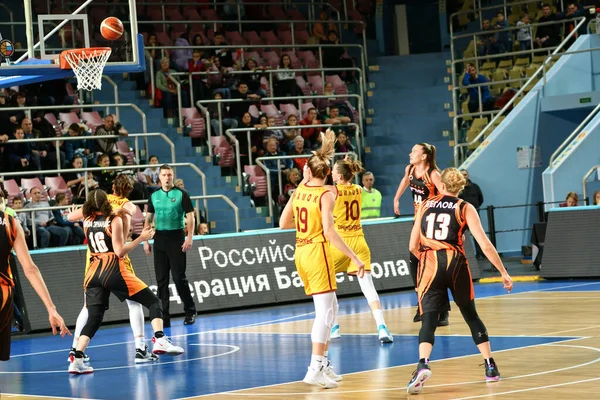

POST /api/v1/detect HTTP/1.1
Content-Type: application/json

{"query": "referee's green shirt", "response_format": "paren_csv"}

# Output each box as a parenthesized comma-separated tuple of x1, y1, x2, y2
(148, 187, 194, 231)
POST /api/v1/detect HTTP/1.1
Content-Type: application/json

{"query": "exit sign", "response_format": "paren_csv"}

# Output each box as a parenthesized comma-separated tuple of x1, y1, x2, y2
(580, 97, 592, 104)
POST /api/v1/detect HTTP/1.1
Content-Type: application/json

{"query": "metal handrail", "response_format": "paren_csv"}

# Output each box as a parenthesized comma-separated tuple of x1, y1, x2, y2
(454, 16, 588, 167)
(166, 74, 184, 126)
(223, 121, 361, 189)
(2, 162, 207, 221)
(452, 16, 582, 41)
(3, 132, 176, 169)
(543, 46, 600, 86)
(255, 151, 357, 220)
(189, 195, 239, 233)
(0, 2, 15, 49)
(0, 102, 149, 158)
(582, 164, 600, 203)
(549, 102, 600, 166)
(148, 43, 367, 93)
(139, 18, 368, 66)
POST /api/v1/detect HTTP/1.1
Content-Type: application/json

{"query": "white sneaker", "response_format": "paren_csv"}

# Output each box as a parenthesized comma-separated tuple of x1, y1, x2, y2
(324, 361, 343, 382)
(135, 346, 160, 364)
(303, 366, 339, 389)
(378, 325, 394, 343)
(68, 357, 94, 374)
(330, 324, 341, 339)
(152, 336, 184, 355)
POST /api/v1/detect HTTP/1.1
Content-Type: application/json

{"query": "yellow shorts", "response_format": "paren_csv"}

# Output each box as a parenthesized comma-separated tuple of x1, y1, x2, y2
(85, 248, 134, 275)
(330, 235, 372, 275)
(295, 242, 337, 296)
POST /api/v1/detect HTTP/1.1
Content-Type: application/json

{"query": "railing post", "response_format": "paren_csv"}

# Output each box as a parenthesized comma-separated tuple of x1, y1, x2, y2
(486, 205, 497, 247)
(536, 201, 545, 222)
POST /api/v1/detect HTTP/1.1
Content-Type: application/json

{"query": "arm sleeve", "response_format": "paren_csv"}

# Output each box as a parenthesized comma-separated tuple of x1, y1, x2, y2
(180, 190, 195, 213)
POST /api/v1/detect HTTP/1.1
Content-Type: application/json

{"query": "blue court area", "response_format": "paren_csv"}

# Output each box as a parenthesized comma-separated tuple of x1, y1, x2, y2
(1, 280, 598, 399)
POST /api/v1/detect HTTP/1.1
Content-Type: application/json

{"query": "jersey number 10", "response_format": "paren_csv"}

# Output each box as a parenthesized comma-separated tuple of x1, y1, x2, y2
(425, 213, 450, 240)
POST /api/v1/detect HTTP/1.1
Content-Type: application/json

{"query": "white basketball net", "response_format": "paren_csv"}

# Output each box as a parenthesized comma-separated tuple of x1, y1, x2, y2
(62, 48, 112, 91)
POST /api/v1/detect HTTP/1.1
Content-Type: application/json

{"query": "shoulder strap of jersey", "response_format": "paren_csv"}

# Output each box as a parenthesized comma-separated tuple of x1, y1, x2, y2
(3, 212, 18, 248)
(408, 165, 415, 177)
(455, 198, 467, 226)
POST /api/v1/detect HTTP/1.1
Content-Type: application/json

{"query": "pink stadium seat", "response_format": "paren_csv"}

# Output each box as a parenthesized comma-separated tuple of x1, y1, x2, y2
(301, 102, 316, 117)
(243, 31, 263, 46)
(200, 8, 220, 21)
(21, 179, 48, 201)
(226, 31, 246, 46)
(44, 113, 63, 136)
(244, 51, 263, 66)
(325, 75, 348, 96)
(260, 31, 281, 46)
(267, 6, 287, 20)
(279, 103, 300, 119)
(116, 141, 135, 165)
(244, 165, 267, 198)
(248, 105, 261, 119)
(279, 31, 294, 46)
(81, 111, 103, 132)
(294, 30, 310, 45)
(58, 112, 81, 129)
(260, 104, 284, 126)
(297, 50, 319, 71)
(182, 107, 206, 140)
(155, 32, 172, 46)
(44, 176, 72, 202)
(307, 75, 324, 94)
(183, 6, 202, 20)
(165, 8, 183, 20)
(260, 77, 271, 96)
(294, 76, 311, 96)
(3, 179, 23, 203)
(262, 51, 280, 68)
(146, 6, 163, 21)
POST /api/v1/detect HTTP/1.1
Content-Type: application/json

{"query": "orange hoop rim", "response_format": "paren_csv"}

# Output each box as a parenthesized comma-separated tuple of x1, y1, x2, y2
(59, 47, 112, 70)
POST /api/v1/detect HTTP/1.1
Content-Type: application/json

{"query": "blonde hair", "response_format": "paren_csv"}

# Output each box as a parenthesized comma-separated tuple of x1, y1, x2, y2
(441, 168, 466, 194)
(565, 191, 579, 204)
(307, 130, 336, 179)
(594, 190, 600, 205)
(335, 157, 364, 182)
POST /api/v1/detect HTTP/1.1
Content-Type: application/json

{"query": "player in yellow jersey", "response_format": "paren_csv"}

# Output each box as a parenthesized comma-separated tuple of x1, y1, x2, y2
(327, 156, 393, 343)
(67, 175, 157, 364)
(280, 129, 366, 389)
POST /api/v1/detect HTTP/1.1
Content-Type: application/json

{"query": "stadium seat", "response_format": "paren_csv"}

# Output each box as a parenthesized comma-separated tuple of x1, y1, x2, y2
(248, 105, 261, 119)
(58, 112, 81, 129)
(294, 76, 311, 96)
(116, 141, 136, 165)
(44, 176, 72, 202)
(3, 179, 23, 204)
(262, 51, 280, 68)
(261, 31, 281, 46)
(226, 31, 246, 46)
(81, 111, 104, 132)
(260, 104, 285, 126)
(301, 102, 316, 117)
(44, 113, 63, 136)
(131, 205, 145, 235)
(307, 75, 324, 94)
(182, 107, 206, 140)
(243, 31, 263, 46)
(21, 179, 48, 201)
(279, 103, 300, 119)
(294, 30, 310, 44)
(183, 6, 201, 20)
(244, 165, 268, 198)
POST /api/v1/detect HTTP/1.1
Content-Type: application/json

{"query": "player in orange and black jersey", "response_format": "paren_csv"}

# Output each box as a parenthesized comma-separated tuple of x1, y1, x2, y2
(68, 189, 184, 375)
(406, 168, 513, 395)
(392, 143, 449, 325)
(0, 189, 70, 361)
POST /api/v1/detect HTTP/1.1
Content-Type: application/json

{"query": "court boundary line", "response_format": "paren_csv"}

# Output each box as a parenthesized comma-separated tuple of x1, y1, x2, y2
(180, 337, 588, 399)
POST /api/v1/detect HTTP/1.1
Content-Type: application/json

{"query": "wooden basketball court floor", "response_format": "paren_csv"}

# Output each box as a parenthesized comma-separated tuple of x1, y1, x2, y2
(1, 279, 599, 399)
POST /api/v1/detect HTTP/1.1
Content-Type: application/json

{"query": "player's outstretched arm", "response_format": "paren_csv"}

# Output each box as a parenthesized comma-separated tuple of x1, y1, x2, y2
(464, 203, 513, 292)
(113, 216, 155, 258)
(393, 165, 411, 216)
(322, 192, 365, 278)
(67, 205, 83, 222)
(12, 219, 71, 337)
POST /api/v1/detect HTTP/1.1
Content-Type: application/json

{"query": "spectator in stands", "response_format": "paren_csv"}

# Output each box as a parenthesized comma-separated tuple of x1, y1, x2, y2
(23, 186, 71, 248)
(156, 57, 184, 118)
(264, 137, 292, 198)
(288, 135, 311, 171)
(21, 117, 47, 172)
(37, 79, 70, 106)
(593, 189, 600, 205)
(458, 169, 485, 259)
(143, 155, 161, 193)
(230, 81, 261, 120)
(321, 30, 355, 82)
(262, 115, 284, 149)
(188, 50, 209, 102)
(173, 33, 192, 72)
(560, 2, 585, 48)
(236, 111, 264, 165)
(64, 123, 93, 167)
(32, 111, 56, 138)
(197, 222, 209, 235)
(282, 114, 301, 151)
(317, 82, 352, 118)
(254, 115, 268, 140)
(494, 12, 511, 54)
(9, 92, 29, 124)
(144, 33, 167, 72)
(361, 172, 382, 219)
(273, 54, 303, 104)
(561, 191, 579, 207)
(6, 127, 39, 177)
(207, 57, 232, 99)
(334, 131, 355, 160)
(313, 9, 337, 42)
(201, 92, 239, 136)
(175, 178, 185, 190)
(0, 91, 11, 127)
(94, 153, 117, 193)
(535, 4, 561, 49)
(299, 108, 321, 149)
(517, 14, 532, 51)
(94, 114, 128, 160)
(282, 168, 301, 202)
(242, 58, 268, 98)
(325, 106, 352, 135)
(11, 197, 28, 233)
(192, 34, 209, 61)
(208, 32, 235, 68)
(477, 19, 498, 56)
(52, 192, 84, 245)
(463, 64, 495, 114)
(62, 155, 95, 203)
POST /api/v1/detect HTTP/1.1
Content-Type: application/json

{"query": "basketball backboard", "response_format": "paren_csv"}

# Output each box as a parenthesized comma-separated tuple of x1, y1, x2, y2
(0, 0, 145, 88)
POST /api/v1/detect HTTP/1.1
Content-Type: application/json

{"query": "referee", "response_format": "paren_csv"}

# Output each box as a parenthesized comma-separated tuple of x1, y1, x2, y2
(143, 164, 197, 326)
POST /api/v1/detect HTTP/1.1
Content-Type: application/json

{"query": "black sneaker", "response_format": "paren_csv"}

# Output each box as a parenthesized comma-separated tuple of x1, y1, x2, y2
(135, 346, 159, 364)
(67, 347, 90, 363)
(413, 308, 422, 323)
(407, 361, 432, 394)
(483, 358, 500, 381)
(183, 314, 196, 325)
(437, 311, 449, 327)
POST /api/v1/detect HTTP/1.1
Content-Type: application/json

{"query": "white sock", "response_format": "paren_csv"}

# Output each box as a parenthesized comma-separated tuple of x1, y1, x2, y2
(135, 337, 146, 351)
(72, 306, 89, 348)
(126, 300, 145, 350)
(310, 355, 324, 371)
(373, 309, 386, 327)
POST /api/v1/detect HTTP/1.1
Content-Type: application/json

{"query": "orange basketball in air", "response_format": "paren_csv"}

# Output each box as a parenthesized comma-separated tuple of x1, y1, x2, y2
(100, 17, 124, 41)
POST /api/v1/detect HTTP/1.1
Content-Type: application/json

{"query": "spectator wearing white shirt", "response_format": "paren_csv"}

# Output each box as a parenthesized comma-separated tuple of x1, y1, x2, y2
(516, 14, 532, 51)
(143, 155, 160, 193)
(23, 187, 70, 248)
(273, 54, 303, 104)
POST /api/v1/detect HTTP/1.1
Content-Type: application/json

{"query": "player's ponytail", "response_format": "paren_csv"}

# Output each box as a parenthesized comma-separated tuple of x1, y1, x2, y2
(82, 189, 113, 218)
(418, 142, 439, 171)
(334, 157, 364, 182)
(308, 129, 336, 179)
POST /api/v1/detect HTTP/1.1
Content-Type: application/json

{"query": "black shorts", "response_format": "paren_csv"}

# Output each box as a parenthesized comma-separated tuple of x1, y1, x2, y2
(417, 249, 473, 315)
(0, 284, 14, 361)
(84, 254, 147, 309)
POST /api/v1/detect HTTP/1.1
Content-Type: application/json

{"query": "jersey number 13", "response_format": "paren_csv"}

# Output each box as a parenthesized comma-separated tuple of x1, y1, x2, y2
(425, 213, 450, 240)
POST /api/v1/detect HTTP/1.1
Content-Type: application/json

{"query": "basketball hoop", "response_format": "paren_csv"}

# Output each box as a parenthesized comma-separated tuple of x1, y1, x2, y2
(59, 47, 112, 91)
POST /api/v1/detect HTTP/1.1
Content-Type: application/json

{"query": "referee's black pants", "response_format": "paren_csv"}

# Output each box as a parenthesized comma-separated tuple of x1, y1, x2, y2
(153, 229, 197, 318)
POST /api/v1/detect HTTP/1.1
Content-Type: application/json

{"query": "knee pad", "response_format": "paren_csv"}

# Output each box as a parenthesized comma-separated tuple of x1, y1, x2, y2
(418, 312, 438, 345)
(147, 299, 163, 321)
(459, 301, 489, 345)
(81, 305, 105, 339)
(311, 292, 337, 343)
(358, 273, 380, 304)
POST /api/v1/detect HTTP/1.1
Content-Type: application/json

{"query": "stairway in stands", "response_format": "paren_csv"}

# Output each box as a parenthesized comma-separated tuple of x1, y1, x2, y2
(93, 77, 271, 233)
(364, 52, 453, 217)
